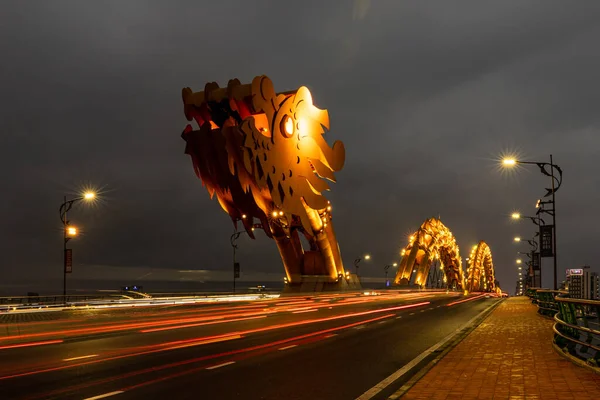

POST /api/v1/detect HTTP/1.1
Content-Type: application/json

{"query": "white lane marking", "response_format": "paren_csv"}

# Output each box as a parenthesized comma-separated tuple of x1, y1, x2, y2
(420, 310, 426, 312)
(83, 391, 124, 400)
(428, 308, 434, 310)
(409, 312, 415, 316)
(165, 335, 241, 351)
(354, 325, 365, 330)
(395, 316, 402, 319)
(63, 354, 98, 362)
(437, 305, 441, 308)
(278, 344, 298, 351)
(377, 320, 388, 324)
(355, 300, 500, 400)
(206, 361, 236, 370)
(292, 308, 318, 314)
(324, 333, 338, 338)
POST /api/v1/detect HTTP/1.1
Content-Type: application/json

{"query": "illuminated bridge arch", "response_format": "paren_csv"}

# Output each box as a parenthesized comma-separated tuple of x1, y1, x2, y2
(466, 241, 498, 293)
(394, 218, 465, 290)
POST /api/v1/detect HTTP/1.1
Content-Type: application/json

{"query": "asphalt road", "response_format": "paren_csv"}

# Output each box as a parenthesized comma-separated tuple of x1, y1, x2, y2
(0, 291, 501, 400)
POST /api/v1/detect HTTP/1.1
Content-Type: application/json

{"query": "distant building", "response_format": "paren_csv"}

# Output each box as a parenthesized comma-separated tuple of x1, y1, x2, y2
(591, 273, 599, 300)
(566, 266, 598, 299)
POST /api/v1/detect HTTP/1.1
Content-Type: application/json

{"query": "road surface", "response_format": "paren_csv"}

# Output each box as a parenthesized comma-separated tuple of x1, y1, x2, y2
(0, 290, 500, 399)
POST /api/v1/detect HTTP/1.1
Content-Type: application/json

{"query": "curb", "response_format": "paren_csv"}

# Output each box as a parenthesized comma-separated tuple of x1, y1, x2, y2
(387, 299, 504, 399)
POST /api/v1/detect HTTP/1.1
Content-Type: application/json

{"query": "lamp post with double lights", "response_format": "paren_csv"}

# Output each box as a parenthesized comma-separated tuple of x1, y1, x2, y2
(503, 156, 562, 290)
(59, 191, 96, 300)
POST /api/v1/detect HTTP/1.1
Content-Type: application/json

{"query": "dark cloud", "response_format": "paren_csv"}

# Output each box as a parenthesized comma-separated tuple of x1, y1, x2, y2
(1, 0, 599, 294)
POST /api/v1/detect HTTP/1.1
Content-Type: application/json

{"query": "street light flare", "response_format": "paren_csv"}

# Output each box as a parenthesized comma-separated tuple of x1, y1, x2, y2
(364, 254, 371, 260)
(514, 237, 521, 242)
(67, 226, 78, 236)
(511, 213, 521, 219)
(516, 259, 522, 264)
(502, 158, 517, 166)
(83, 192, 96, 200)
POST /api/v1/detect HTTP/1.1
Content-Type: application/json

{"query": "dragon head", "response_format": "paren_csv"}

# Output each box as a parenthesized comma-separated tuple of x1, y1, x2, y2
(237, 76, 345, 235)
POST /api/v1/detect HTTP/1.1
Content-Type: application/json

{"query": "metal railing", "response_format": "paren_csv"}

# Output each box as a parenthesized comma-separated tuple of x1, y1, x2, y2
(0, 293, 130, 309)
(536, 289, 568, 317)
(554, 296, 600, 370)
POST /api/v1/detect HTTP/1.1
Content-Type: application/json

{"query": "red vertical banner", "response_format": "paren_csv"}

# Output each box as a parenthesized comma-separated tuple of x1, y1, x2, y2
(65, 249, 73, 273)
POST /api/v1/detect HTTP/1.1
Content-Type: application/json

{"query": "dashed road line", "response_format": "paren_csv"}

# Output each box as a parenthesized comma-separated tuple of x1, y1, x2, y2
(206, 361, 236, 370)
(83, 391, 124, 400)
(278, 344, 298, 351)
(63, 354, 98, 362)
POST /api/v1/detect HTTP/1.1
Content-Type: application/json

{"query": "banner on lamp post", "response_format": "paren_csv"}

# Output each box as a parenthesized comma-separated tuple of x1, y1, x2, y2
(65, 249, 73, 273)
(532, 252, 540, 270)
(540, 225, 554, 257)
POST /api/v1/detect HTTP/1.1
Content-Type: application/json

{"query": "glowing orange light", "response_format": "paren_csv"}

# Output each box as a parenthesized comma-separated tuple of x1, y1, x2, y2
(284, 116, 294, 136)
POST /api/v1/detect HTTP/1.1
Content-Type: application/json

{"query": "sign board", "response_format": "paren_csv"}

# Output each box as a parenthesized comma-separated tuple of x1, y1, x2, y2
(64, 249, 73, 273)
(532, 252, 540, 271)
(567, 269, 583, 276)
(234, 262, 240, 278)
(540, 225, 554, 257)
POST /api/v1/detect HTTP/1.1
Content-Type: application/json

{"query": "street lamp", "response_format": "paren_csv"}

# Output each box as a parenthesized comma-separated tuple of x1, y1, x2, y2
(383, 262, 398, 287)
(502, 155, 562, 290)
(354, 254, 371, 277)
(230, 223, 263, 293)
(513, 235, 539, 288)
(59, 191, 96, 300)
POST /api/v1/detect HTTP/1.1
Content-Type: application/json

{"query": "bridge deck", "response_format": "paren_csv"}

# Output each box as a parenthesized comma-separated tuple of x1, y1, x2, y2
(400, 297, 600, 400)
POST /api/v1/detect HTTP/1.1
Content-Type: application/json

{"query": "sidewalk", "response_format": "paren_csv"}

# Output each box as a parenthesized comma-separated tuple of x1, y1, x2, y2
(400, 297, 600, 400)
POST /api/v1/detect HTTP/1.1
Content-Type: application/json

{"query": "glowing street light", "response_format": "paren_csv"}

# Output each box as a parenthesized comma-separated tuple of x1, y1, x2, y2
(514, 237, 521, 242)
(354, 253, 371, 277)
(516, 259, 522, 264)
(511, 212, 521, 220)
(500, 154, 562, 290)
(59, 189, 98, 300)
(384, 262, 398, 286)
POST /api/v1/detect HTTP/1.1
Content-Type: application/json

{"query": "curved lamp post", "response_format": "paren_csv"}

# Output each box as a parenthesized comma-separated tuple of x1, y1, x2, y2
(503, 156, 562, 289)
(59, 191, 96, 300)
(354, 253, 371, 278)
(230, 221, 262, 293)
(384, 262, 398, 287)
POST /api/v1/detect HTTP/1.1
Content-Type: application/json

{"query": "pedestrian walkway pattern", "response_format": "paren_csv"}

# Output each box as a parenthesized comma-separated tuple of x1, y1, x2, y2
(401, 297, 600, 399)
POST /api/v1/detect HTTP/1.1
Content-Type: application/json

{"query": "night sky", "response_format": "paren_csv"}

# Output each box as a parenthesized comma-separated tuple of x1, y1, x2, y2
(2, 1, 599, 294)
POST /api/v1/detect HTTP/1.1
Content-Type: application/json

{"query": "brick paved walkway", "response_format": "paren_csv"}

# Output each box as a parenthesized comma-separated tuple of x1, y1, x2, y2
(400, 297, 600, 400)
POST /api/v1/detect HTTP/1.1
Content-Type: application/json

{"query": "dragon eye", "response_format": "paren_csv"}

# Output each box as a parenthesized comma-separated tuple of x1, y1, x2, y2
(281, 115, 294, 137)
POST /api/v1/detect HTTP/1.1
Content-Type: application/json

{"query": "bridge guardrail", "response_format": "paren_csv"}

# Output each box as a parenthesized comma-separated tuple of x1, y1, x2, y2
(0, 294, 130, 310)
(0, 290, 283, 312)
(525, 287, 543, 304)
(536, 289, 569, 317)
(554, 296, 600, 370)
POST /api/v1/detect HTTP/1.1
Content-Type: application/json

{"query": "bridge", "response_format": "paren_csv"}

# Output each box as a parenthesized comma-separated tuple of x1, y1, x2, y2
(4, 75, 598, 400)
